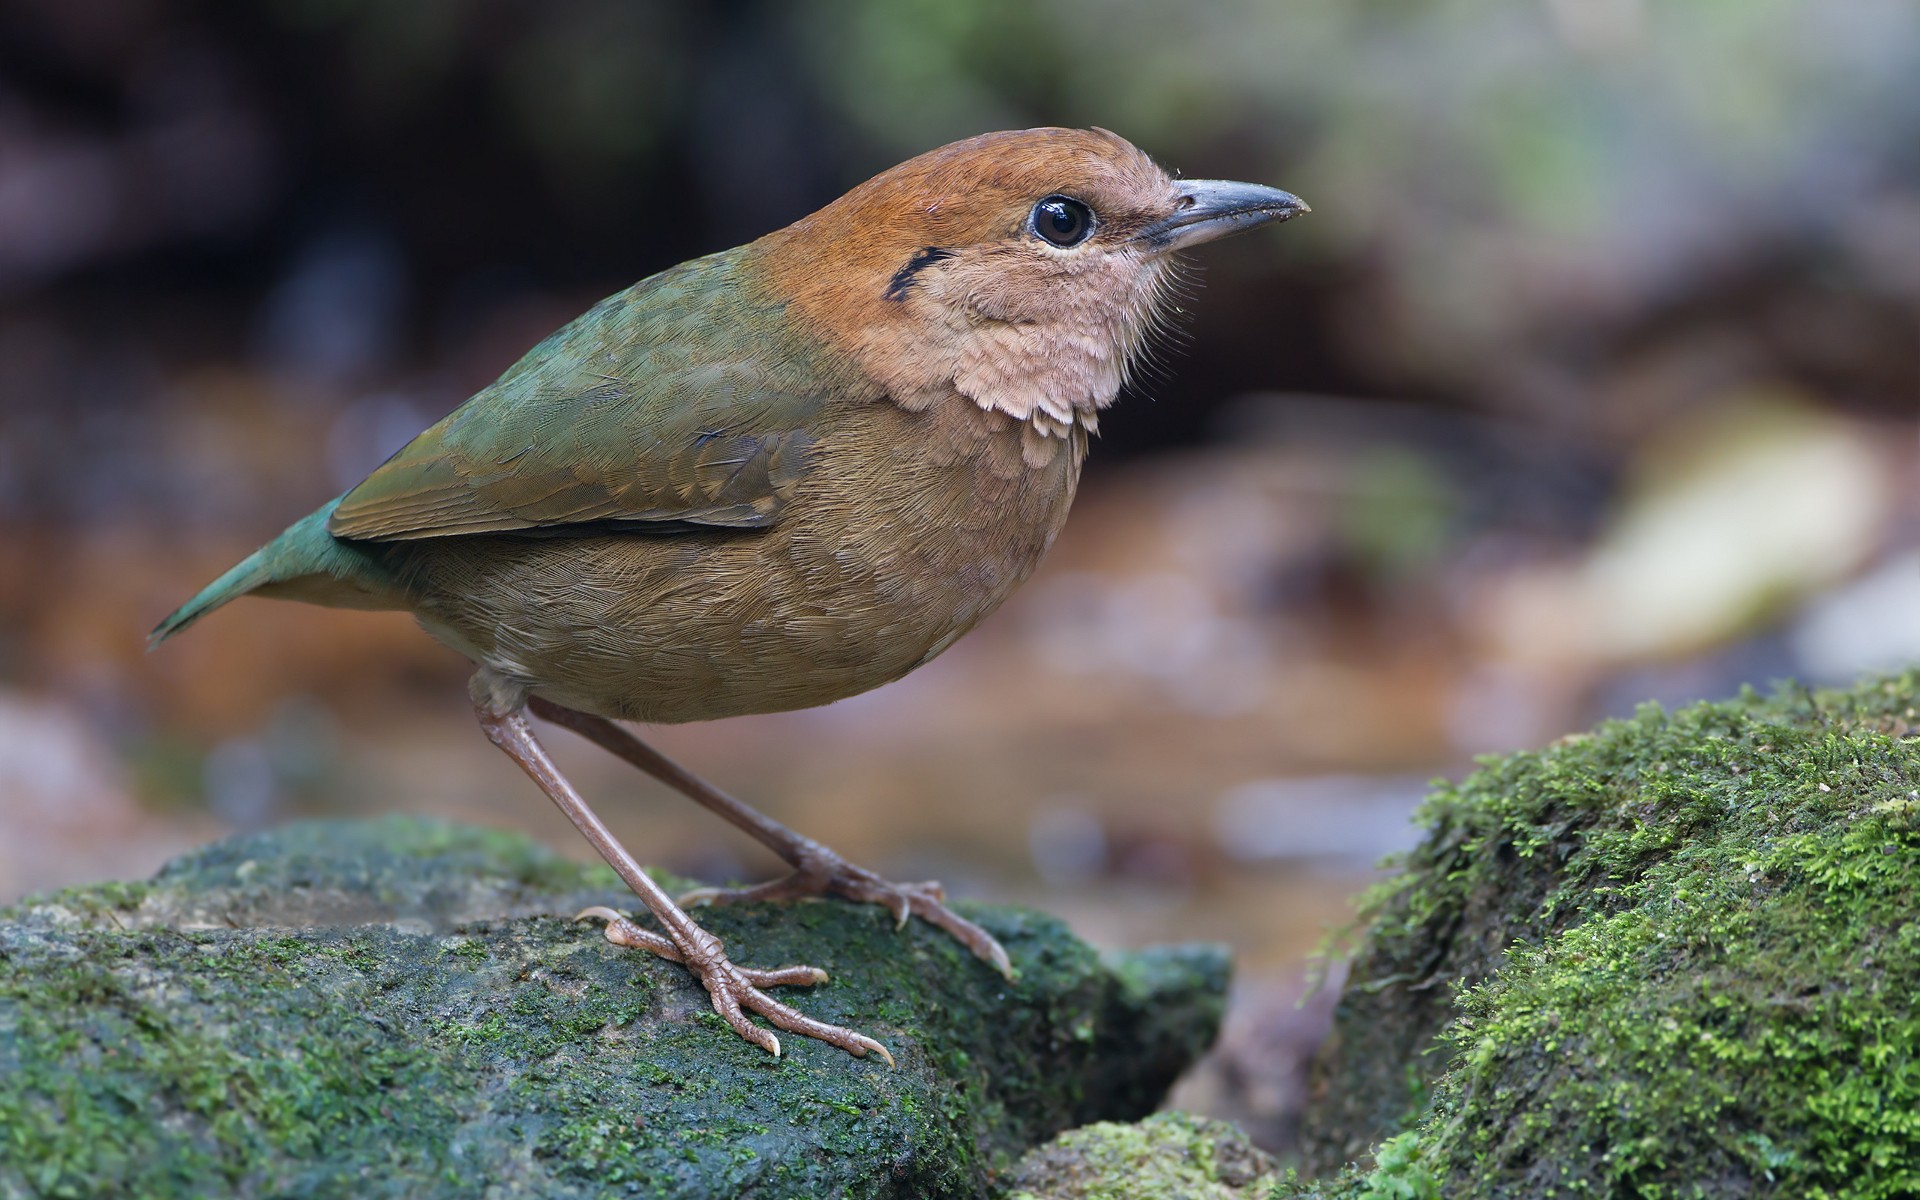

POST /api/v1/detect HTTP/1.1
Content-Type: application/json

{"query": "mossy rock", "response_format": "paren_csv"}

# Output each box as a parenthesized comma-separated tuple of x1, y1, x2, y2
(0, 817, 1227, 1199)
(1290, 671, 1920, 1199)
(1006, 1110, 1280, 1199)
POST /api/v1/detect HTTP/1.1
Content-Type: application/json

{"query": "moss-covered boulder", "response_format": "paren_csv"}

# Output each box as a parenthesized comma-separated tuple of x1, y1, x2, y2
(1291, 671, 1920, 1199)
(0, 817, 1227, 1200)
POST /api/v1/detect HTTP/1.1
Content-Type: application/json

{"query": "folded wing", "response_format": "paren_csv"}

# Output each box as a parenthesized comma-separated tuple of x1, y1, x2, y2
(329, 257, 831, 542)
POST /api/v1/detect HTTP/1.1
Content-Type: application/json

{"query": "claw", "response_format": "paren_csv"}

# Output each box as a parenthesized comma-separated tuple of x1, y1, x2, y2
(989, 943, 1016, 982)
(676, 863, 1014, 980)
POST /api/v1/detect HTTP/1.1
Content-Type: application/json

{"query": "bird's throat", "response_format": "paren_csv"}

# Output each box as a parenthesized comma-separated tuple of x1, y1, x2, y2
(751, 222, 1171, 455)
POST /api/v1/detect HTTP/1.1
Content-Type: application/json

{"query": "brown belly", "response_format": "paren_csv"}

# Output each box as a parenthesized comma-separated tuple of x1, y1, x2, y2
(392, 402, 1084, 723)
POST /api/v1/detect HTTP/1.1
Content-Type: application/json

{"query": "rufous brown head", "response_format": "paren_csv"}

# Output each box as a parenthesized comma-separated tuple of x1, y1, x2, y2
(756, 127, 1307, 442)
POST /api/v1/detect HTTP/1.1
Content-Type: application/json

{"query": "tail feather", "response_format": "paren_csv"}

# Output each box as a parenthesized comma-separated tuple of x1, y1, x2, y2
(148, 498, 403, 649)
(149, 548, 278, 648)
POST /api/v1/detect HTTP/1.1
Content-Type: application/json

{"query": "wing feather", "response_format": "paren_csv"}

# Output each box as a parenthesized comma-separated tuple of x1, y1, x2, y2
(329, 253, 833, 543)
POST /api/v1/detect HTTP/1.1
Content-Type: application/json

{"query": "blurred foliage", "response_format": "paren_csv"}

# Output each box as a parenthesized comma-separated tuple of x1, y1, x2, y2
(251, 0, 1920, 409)
(1, 0, 1914, 437)
(0, 0, 1913, 713)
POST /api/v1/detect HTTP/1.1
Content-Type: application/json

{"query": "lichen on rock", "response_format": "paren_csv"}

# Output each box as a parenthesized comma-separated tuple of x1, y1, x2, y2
(1292, 670, 1920, 1199)
(0, 816, 1227, 1200)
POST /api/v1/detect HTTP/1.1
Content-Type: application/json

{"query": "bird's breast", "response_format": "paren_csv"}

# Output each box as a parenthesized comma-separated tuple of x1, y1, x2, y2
(406, 396, 1085, 724)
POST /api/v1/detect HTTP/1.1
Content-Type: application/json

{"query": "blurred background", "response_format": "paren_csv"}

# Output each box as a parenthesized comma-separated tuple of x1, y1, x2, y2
(2, 0, 1916, 1158)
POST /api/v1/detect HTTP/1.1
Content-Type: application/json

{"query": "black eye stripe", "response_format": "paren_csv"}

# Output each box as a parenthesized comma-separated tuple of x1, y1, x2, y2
(884, 245, 955, 302)
(1031, 196, 1095, 247)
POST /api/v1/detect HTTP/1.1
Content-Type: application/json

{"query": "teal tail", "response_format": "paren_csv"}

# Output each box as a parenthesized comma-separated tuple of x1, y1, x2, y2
(149, 497, 403, 649)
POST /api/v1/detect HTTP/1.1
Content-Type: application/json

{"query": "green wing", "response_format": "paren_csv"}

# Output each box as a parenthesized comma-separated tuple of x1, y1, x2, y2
(330, 253, 830, 542)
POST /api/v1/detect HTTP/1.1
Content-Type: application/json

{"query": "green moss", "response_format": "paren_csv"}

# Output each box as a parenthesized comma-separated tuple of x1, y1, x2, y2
(1294, 672, 1920, 1199)
(0, 818, 1226, 1199)
(1006, 1111, 1279, 1199)
(0, 928, 468, 1199)
(150, 812, 636, 900)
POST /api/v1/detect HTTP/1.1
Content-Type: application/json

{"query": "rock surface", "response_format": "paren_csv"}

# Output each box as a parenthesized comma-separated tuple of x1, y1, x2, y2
(1006, 1111, 1280, 1199)
(1289, 671, 1920, 1199)
(0, 817, 1227, 1200)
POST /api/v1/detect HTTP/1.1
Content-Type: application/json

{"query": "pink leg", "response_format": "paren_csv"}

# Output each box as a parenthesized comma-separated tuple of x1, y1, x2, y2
(474, 690, 892, 1064)
(529, 697, 1014, 980)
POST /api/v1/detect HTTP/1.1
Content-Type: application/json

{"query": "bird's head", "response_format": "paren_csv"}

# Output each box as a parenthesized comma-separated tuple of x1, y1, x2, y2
(754, 127, 1306, 446)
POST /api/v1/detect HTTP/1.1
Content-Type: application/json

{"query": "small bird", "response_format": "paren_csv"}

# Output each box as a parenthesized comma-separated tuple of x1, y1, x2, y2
(152, 127, 1306, 1063)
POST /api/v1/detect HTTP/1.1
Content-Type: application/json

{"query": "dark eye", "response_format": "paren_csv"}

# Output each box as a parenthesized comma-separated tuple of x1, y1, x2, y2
(1031, 196, 1095, 247)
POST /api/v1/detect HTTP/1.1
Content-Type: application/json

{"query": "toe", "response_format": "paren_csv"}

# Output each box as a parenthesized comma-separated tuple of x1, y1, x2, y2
(736, 964, 830, 989)
(576, 907, 682, 959)
(740, 986, 895, 1067)
(705, 973, 782, 1058)
(912, 902, 1015, 980)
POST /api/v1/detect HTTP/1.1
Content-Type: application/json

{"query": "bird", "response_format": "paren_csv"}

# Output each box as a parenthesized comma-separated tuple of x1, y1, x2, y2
(151, 127, 1307, 1064)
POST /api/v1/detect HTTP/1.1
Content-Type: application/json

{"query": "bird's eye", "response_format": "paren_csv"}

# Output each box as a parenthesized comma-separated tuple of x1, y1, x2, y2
(1031, 196, 1095, 248)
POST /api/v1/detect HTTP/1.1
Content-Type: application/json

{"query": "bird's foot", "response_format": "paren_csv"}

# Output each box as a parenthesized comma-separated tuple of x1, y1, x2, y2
(576, 905, 893, 1065)
(678, 845, 1014, 980)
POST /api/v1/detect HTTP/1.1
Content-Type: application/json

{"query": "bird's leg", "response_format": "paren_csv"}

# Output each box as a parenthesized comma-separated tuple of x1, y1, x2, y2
(528, 697, 1014, 980)
(472, 687, 892, 1064)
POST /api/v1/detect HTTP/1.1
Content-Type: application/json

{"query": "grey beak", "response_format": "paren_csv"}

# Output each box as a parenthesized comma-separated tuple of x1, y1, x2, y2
(1140, 179, 1309, 252)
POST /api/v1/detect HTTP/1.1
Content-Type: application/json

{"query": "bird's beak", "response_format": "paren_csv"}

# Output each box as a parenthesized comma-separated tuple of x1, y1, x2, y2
(1140, 179, 1309, 252)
